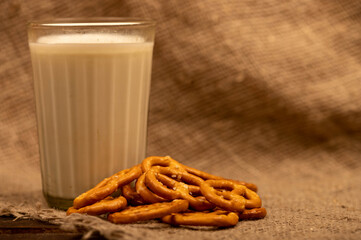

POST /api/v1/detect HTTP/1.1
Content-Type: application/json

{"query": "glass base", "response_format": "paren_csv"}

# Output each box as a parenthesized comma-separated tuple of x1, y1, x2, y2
(44, 193, 74, 210)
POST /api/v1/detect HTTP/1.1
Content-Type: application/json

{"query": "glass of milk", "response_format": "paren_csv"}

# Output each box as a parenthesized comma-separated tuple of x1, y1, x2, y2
(28, 18, 155, 209)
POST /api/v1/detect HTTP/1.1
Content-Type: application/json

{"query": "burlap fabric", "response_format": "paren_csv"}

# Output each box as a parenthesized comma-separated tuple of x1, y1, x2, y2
(1, 0, 360, 239)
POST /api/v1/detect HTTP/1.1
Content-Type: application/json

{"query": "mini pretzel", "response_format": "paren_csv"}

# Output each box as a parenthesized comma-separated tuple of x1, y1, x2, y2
(121, 183, 146, 206)
(135, 173, 168, 203)
(200, 179, 247, 212)
(181, 164, 258, 192)
(73, 165, 142, 209)
(145, 167, 215, 211)
(108, 199, 189, 224)
(237, 207, 267, 220)
(141, 156, 185, 172)
(67, 196, 127, 216)
(162, 210, 239, 227)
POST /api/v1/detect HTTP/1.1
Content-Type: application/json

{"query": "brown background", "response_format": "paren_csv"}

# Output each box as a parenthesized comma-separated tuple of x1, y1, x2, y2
(1, 0, 361, 239)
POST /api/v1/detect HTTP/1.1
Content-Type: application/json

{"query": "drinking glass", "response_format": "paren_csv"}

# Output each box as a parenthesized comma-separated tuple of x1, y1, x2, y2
(28, 18, 155, 209)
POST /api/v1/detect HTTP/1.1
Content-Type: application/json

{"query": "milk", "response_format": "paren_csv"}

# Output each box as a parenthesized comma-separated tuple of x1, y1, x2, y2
(29, 34, 153, 200)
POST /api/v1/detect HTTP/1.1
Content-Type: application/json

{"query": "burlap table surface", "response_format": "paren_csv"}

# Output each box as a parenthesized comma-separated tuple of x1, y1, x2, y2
(1, 0, 360, 239)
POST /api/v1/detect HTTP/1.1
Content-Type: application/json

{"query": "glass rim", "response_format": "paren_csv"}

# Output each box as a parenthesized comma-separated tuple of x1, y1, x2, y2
(28, 17, 156, 28)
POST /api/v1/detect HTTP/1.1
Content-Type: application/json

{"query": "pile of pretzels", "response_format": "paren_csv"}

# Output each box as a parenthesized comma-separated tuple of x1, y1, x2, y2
(67, 156, 266, 227)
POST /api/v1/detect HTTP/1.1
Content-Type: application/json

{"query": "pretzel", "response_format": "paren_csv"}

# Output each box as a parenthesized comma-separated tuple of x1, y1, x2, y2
(237, 207, 267, 220)
(200, 179, 247, 212)
(73, 165, 142, 209)
(67, 196, 127, 216)
(145, 167, 215, 211)
(121, 183, 146, 206)
(243, 186, 262, 208)
(141, 156, 185, 172)
(162, 210, 239, 227)
(108, 199, 189, 224)
(135, 173, 168, 203)
(181, 164, 258, 192)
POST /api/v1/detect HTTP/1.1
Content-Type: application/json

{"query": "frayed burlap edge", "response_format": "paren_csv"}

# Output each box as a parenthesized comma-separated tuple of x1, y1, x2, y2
(0, 197, 137, 240)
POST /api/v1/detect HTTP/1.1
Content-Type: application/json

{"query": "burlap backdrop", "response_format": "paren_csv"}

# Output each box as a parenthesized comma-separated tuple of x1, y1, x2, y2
(1, 0, 360, 239)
